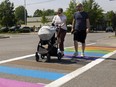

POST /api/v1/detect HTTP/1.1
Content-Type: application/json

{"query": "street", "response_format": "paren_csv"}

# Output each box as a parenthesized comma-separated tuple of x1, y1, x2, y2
(0, 32, 114, 60)
(0, 32, 116, 87)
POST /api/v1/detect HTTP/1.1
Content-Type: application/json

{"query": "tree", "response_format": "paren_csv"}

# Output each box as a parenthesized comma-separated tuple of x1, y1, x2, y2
(105, 11, 115, 26)
(0, 0, 16, 27)
(33, 9, 43, 17)
(65, 1, 76, 24)
(41, 10, 48, 24)
(82, 0, 104, 30)
(15, 6, 27, 24)
(33, 9, 55, 17)
(45, 9, 55, 16)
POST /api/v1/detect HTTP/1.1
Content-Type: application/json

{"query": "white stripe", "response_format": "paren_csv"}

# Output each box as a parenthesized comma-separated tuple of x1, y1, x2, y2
(0, 54, 47, 85)
(0, 43, 95, 64)
(65, 42, 96, 49)
(0, 54, 35, 64)
(0, 42, 96, 86)
(37, 82, 47, 85)
(45, 50, 116, 87)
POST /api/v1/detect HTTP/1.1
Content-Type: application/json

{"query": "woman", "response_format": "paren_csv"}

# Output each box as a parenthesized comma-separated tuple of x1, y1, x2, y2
(52, 8, 67, 57)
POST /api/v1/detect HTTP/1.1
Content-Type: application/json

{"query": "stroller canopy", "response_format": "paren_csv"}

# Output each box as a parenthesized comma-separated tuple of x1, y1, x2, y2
(38, 26, 56, 40)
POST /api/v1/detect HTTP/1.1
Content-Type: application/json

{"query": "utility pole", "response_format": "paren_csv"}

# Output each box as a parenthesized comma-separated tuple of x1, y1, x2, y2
(24, 0, 27, 26)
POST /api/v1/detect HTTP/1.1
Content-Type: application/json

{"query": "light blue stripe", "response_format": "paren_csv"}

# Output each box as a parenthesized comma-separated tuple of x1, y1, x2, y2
(0, 66, 65, 80)
(64, 51, 106, 57)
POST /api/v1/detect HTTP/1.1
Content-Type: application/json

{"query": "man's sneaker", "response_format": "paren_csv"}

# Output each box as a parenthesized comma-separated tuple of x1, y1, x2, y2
(73, 52, 78, 57)
(81, 53, 85, 57)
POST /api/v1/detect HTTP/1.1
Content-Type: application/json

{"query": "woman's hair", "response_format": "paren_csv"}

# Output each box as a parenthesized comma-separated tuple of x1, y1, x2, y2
(58, 8, 63, 13)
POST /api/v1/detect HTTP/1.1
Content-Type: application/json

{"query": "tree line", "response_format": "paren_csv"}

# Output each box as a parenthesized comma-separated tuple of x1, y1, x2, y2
(0, 0, 116, 31)
(65, 0, 116, 31)
(0, 0, 55, 27)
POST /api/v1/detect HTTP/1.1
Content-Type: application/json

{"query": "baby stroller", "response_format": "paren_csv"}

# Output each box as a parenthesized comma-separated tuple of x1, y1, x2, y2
(35, 26, 62, 62)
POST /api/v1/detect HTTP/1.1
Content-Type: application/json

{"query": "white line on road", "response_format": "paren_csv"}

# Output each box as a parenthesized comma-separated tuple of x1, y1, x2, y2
(0, 42, 96, 86)
(0, 43, 96, 64)
(65, 42, 96, 49)
(0, 54, 35, 64)
(45, 50, 116, 87)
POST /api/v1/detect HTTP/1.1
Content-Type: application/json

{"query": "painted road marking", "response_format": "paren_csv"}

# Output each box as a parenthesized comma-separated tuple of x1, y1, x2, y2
(0, 66, 65, 80)
(0, 54, 35, 64)
(45, 50, 116, 87)
(0, 43, 95, 87)
(64, 43, 96, 49)
(64, 46, 116, 58)
(2, 42, 116, 87)
(0, 43, 96, 65)
(0, 78, 45, 87)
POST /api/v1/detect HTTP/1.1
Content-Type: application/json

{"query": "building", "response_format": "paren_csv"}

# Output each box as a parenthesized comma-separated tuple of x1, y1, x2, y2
(25, 16, 54, 27)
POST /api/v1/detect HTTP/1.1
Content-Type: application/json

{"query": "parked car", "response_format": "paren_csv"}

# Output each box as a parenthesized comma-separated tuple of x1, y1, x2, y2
(67, 24, 72, 32)
(19, 26, 31, 33)
(0, 27, 9, 32)
(106, 26, 113, 32)
(9, 26, 20, 31)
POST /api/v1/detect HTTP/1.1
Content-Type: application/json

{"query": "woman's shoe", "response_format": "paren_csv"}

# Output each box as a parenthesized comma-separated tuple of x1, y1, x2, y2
(73, 52, 78, 57)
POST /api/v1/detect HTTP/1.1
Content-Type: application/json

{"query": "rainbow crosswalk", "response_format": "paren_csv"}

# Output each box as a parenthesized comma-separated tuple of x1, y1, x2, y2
(64, 46, 116, 60)
(0, 46, 116, 87)
(0, 78, 44, 87)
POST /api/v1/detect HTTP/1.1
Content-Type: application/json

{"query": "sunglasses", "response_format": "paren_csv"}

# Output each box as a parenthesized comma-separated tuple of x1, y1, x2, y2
(76, 5, 82, 7)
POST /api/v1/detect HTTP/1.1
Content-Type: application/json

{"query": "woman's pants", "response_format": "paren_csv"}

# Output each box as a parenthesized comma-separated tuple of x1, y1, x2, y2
(57, 28, 66, 51)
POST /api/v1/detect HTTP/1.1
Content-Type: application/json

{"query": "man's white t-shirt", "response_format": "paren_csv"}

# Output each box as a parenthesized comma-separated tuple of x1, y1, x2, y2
(52, 14, 67, 30)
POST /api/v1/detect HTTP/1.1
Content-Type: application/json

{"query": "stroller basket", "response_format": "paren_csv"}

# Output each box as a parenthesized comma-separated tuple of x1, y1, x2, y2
(38, 46, 48, 54)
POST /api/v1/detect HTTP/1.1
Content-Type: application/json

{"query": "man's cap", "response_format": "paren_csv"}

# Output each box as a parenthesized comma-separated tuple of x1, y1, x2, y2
(76, 3, 83, 6)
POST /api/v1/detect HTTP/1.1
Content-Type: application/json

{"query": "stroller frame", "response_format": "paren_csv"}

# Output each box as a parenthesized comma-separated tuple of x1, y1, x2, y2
(35, 34, 62, 62)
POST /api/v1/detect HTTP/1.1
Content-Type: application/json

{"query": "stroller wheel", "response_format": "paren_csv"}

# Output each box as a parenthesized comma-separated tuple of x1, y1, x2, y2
(58, 53, 62, 61)
(41, 55, 45, 59)
(46, 53, 51, 62)
(35, 52, 39, 62)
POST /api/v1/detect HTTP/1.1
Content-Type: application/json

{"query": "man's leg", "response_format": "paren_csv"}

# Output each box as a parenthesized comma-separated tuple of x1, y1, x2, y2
(82, 43, 85, 55)
(71, 40, 78, 62)
(74, 40, 78, 52)
(73, 40, 78, 57)
(73, 32, 79, 57)
(80, 30, 86, 57)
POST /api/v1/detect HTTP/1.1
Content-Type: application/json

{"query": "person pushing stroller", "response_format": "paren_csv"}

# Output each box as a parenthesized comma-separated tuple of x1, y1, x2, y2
(52, 8, 67, 57)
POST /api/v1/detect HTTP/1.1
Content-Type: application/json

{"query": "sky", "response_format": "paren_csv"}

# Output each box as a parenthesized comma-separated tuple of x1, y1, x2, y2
(0, 0, 116, 16)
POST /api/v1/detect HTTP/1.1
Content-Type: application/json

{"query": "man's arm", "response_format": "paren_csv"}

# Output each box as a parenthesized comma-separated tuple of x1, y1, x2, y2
(71, 19, 75, 33)
(86, 18, 90, 33)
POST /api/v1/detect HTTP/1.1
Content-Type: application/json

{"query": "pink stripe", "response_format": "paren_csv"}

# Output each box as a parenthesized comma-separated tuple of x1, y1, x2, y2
(0, 78, 45, 87)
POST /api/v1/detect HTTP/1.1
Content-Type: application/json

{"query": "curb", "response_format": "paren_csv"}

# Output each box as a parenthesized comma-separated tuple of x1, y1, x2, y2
(0, 36, 10, 39)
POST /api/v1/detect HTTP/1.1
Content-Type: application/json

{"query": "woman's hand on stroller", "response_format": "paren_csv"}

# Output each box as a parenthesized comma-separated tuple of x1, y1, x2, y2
(51, 23, 55, 26)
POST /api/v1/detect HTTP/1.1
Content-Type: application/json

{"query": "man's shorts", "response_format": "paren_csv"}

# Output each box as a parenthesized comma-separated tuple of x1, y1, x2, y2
(73, 30, 87, 43)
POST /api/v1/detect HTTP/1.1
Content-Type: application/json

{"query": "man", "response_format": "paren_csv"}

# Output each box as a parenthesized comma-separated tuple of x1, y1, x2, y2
(71, 3, 90, 59)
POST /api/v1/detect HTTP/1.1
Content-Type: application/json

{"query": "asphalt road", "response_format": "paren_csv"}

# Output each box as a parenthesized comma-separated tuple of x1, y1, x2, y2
(0, 32, 114, 60)
(0, 32, 116, 87)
